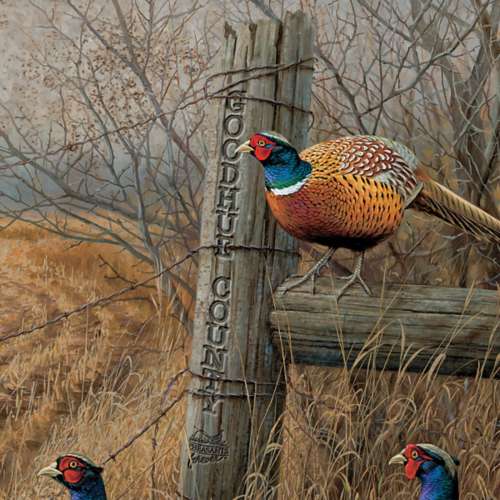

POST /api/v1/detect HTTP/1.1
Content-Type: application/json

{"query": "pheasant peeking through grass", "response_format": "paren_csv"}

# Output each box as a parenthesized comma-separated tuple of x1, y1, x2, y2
(236, 132, 500, 298)
(389, 443, 459, 499)
(38, 453, 106, 500)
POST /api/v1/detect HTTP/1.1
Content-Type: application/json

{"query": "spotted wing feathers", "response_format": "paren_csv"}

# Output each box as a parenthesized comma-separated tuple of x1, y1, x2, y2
(300, 136, 422, 206)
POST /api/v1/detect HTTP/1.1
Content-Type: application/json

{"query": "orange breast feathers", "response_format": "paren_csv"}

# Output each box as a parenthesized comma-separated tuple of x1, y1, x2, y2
(266, 173, 404, 245)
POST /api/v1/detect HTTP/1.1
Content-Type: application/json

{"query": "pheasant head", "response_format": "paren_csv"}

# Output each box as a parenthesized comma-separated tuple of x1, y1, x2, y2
(38, 452, 106, 500)
(389, 443, 459, 499)
(236, 131, 311, 195)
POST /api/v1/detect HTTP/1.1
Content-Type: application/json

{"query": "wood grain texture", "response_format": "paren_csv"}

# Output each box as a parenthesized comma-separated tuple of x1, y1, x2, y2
(180, 13, 313, 499)
(271, 277, 499, 378)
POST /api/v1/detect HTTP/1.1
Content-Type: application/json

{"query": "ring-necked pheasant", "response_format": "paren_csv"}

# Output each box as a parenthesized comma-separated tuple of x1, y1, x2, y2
(38, 453, 106, 499)
(236, 132, 500, 298)
(389, 443, 459, 499)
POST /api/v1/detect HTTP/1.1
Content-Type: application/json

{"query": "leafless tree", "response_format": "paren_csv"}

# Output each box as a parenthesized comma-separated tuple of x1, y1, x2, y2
(0, 0, 498, 328)
(0, 0, 223, 322)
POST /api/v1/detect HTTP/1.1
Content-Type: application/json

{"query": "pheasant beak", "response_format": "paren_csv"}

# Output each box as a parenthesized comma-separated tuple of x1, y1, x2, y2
(235, 141, 254, 154)
(38, 462, 62, 479)
(389, 452, 407, 466)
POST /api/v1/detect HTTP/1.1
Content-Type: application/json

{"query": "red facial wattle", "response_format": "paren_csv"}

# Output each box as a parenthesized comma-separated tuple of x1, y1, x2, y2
(63, 468, 84, 484)
(255, 147, 272, 161)
(405, 458, 421, 480)
(249, 134, 275, 162)
(403, 444, 433, 480)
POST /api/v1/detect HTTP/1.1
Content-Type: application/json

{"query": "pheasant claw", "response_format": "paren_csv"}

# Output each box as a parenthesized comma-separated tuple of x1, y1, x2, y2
(333, 251, 371, 301)
(280, 247, 336, 295)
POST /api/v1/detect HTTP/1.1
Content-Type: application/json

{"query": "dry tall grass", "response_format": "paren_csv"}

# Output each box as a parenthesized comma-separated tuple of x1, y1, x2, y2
(0, 222, 498, 499)
(279, 363, 498, 499)
(0, 222, 188, 499)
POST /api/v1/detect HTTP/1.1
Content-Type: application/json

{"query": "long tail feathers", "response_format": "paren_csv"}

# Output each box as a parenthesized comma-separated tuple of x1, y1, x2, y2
(412, 176, 500, 244)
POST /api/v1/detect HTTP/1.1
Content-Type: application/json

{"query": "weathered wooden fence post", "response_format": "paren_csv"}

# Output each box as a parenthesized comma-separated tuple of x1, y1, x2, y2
(272, 280, 499, 378)
(180, 12, 314, 499)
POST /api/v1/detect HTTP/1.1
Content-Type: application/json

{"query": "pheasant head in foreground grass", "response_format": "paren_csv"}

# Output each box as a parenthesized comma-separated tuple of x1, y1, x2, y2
(38, 453, 106, 500)
(389, 443, 459, 499)
(236, 132, 500, 298)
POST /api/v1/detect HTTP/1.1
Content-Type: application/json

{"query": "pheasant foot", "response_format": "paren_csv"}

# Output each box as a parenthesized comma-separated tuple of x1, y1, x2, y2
(281, 247, 336, 294)
(334, 252, 372, 301)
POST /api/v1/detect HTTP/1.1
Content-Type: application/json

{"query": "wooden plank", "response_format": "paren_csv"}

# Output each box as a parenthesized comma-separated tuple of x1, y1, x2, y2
(180, 13, 313, 499)
(271, 277, 499, 378)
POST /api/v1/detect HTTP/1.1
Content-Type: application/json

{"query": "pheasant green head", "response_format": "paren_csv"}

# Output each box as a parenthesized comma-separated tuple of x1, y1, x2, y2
(390, 443, 459, 499)
(236, 131, 311, 195)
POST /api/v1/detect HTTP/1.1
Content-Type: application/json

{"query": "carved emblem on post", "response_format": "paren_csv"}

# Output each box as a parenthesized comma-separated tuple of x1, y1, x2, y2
(188, 429, 229, 466)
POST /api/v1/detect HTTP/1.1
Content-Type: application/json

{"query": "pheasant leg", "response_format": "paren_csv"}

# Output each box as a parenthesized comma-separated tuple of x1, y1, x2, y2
(334, 251, 372, 300)
(281, 247, 336, 294)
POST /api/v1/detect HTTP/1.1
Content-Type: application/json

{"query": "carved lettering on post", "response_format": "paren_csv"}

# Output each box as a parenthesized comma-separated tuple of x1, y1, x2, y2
(181, 13, 313, 497)
(188, 88, 246, 455)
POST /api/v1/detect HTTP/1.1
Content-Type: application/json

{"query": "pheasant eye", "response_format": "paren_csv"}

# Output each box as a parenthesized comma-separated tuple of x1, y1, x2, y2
(411, 450, 419, 460)
(69, 461, 79, 468)
(257, 139, 266, 147)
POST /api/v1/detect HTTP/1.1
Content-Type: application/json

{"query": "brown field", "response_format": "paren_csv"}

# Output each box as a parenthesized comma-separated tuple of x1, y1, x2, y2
(0, 223, 498, 499)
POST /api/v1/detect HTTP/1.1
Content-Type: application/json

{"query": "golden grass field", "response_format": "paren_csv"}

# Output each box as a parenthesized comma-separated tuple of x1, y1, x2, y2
(0, 222, 498, 499)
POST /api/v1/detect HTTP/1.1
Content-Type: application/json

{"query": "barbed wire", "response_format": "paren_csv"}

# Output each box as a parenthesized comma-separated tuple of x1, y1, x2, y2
(34, 331, 497, 497)
(1, 59, 315, 171)
(0, 246, 197, 343)
(0, 243, 297, 344)
(102, 368, 190, 465)
(38, 368, 190, 500)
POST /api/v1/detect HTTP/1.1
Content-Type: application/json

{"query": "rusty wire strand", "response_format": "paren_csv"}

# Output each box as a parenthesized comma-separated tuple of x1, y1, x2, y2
(0, 243, 298, 344)
(103, 368, 190, 465)
(0, 60, 314, 171)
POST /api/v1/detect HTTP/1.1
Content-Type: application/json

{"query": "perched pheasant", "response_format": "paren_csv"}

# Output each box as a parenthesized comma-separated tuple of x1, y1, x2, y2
(389, 443, 459, 499)
(38, 453, 106, 500)
(236, 132, 500, 297)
